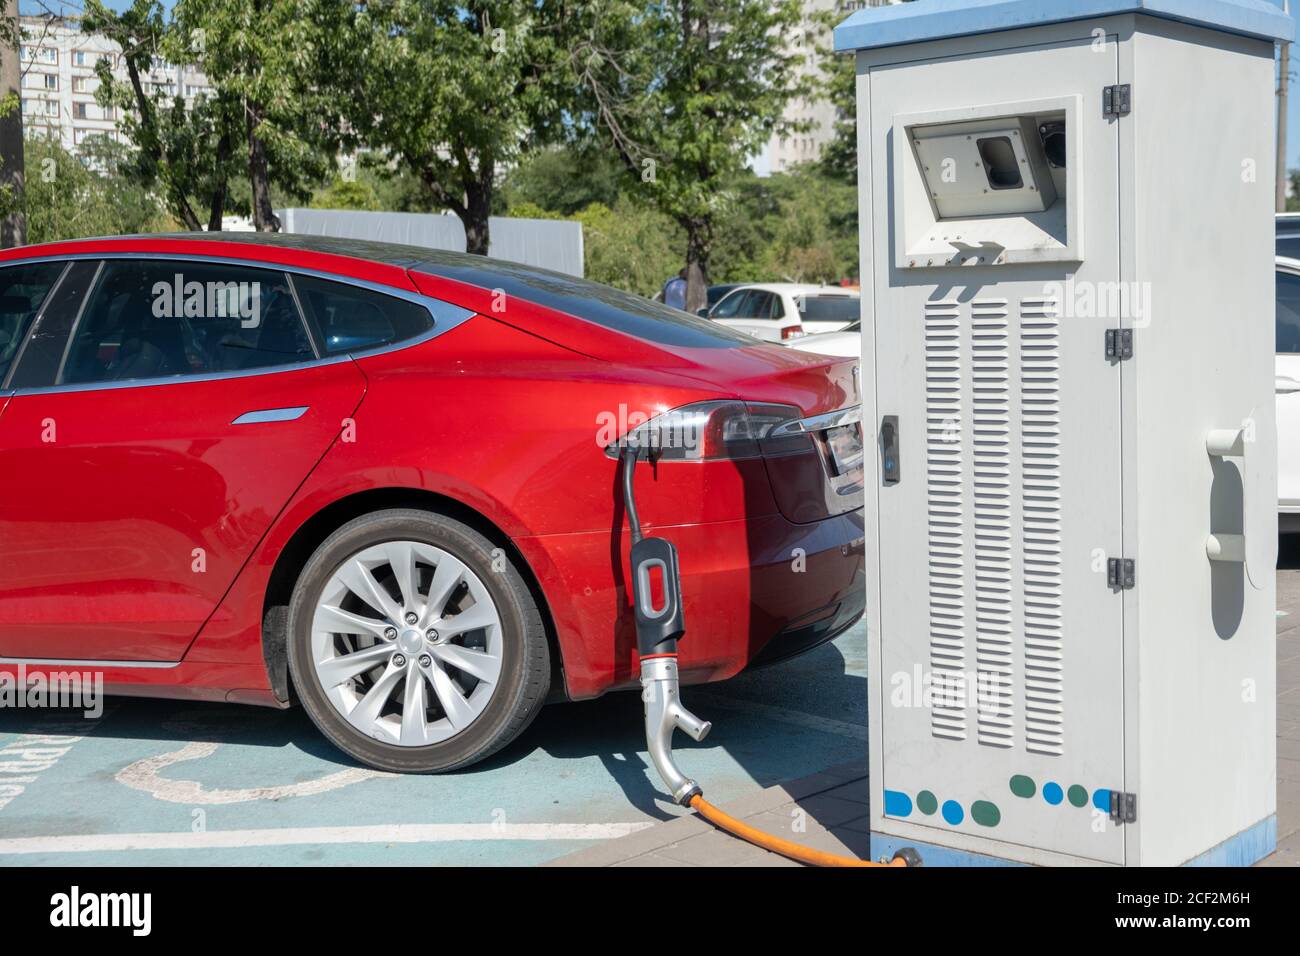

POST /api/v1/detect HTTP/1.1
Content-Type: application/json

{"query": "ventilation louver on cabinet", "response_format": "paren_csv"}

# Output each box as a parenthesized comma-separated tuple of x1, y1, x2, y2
(972, 300, 1013, 749)
(1020, 297, 1065, 757)
(925, 299, 967, 741)
(922, 294, 1066, 756)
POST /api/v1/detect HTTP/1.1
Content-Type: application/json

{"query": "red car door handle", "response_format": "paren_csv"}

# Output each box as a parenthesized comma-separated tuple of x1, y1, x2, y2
(231, 406, 310, 425)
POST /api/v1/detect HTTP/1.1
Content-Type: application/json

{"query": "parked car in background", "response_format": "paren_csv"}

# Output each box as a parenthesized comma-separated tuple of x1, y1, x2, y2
(707, 283, 859, 343)
(706, 283, 744, 312)
(1276, 255, 1300, 531)
(789, 321, 861, 359)
(1277, 213, 1300, 260)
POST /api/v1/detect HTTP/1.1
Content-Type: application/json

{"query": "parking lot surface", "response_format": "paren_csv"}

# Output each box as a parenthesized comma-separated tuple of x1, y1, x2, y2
(0, 624, 868, 866)
(7, 547, 1300, 868)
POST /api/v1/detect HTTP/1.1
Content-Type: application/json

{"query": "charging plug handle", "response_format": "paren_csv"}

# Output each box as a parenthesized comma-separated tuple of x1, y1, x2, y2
(622, 447, 686, 658)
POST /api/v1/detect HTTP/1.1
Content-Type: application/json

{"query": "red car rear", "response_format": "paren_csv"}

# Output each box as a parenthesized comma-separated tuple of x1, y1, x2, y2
(0, 233, 864, 771)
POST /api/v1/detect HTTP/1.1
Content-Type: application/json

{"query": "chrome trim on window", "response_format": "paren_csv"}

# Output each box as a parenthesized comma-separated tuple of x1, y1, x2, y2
(2, 252, 476, 397)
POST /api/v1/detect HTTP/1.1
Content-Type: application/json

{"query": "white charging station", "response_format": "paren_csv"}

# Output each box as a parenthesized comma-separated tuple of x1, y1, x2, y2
(836, 0, 1292, 866)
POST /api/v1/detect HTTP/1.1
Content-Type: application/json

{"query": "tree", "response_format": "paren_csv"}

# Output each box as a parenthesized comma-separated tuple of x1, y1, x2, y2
(818, 32, 857, 184)
(575, 199, 684, 297)
(499, 145, 623, 217)
(82, 0, 241, 231)
(23, 134, 167, 243)
(310, 173, 382, 211)
(572, 0, 813, 311)
(340, 1, 570, 255)
(171, 0, 343, 231)
(0, 0, 25, 246)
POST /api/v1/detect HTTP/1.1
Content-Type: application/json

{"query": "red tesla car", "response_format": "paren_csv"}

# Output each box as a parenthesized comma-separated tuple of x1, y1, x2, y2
(0, 234, 864, 772)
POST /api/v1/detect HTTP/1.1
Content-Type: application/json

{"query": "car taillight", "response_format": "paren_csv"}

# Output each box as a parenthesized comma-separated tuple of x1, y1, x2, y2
(781, 325, 806, 341)
(603, 400, 808, 461)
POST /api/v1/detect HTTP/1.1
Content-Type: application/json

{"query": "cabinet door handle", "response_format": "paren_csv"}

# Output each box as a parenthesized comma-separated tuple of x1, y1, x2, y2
(881, 415, 900, 486)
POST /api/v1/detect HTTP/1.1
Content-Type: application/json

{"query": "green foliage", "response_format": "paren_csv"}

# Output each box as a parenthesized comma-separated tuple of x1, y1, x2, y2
(499, 146, 623, 217)
(503, 154, 857, 296)
(22, 135, 167, 243)
(502, 201, 566, 222)
(310, 174, 382, 211)
(82, 0, 242, 229)
(751, 166, 858, 283)
(575, 199, 685, 298)
(818, 43, 857, 184)
(171, 0, 339, 201)
(571, 0, 813, 296)
(338, 1, 573, 251)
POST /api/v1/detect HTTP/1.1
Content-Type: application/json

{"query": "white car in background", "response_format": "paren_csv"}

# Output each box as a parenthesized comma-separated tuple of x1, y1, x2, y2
(789, 321, 861, 358)
(1276, 257, 1300, 531)
(707, 283, 860, 343)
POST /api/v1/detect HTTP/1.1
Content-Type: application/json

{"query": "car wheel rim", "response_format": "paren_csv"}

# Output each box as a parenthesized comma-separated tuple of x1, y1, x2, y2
(310, 540, 504, 747)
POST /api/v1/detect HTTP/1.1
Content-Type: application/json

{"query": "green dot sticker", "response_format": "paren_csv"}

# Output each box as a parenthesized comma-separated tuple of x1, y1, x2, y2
(1067, 784, 1089, 808)
(971, 801, 1001, 827)
(1009, 774, 1036, 798)
(916, 790, 938, 815)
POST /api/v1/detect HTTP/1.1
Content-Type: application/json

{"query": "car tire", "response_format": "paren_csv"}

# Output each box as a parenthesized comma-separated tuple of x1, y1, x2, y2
(287, 508, 550, 773)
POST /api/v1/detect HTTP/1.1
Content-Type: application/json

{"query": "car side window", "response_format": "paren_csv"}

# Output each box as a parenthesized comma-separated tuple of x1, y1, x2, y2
(741, 291, 771, 319)
(61, 260, 314, 385)
(0, 261, 68, 384)
(1279, 270, 1300, 354)
(292, 275, 433, 354)
(711, 290, 751, 319)
(751, 292, 783, 319)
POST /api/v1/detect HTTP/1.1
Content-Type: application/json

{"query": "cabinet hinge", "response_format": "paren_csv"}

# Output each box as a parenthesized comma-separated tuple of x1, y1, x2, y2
(1109, 791, 1137, 825)
(1103, 84, 1131, 117)
(1107, 558, 1135, 591)
(1105, 328, 1133, 361)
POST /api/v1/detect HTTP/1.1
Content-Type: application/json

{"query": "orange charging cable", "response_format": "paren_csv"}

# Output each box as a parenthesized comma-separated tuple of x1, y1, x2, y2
(688, 794, 912, 868)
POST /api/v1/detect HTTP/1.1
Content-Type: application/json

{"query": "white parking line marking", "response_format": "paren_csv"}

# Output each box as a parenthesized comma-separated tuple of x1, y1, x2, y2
(691, 691, 867, 739)
(0, 709, 117, 813)
(116, 741, 395, 804)
(0, 822, 656, 855)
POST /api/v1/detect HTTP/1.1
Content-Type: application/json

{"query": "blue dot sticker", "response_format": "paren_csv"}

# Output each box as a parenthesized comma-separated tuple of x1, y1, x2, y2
(941, 800, 964, 825)
(1093, 788, 1111, 813)
(883, 789, 913, 818)
(1043, 782, 1063, 805)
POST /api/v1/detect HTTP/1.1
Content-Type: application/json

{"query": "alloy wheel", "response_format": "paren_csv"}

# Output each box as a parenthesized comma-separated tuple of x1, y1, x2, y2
(310, 540, 503, 746)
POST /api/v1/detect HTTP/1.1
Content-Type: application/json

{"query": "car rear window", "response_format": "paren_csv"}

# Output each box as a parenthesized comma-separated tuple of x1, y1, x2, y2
(798, 296, 861, 324)
(412, 258, 755, 349)
(293, 275, 433, 354)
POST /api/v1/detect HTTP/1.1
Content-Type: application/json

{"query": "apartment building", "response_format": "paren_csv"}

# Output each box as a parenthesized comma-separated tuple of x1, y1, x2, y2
(17, 15, 212, 157)
(758, 0, 908, 176)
